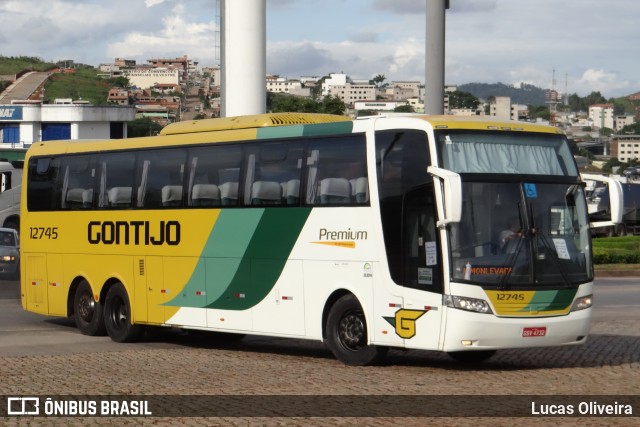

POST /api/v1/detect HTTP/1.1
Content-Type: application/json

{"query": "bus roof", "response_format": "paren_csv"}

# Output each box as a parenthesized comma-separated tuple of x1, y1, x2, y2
(416, 115, 563, 134)
(160, 112, 352, 136)
(24, 113, 563, 159)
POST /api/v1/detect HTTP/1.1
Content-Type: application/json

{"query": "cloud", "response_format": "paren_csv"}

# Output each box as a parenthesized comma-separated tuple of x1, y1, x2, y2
(145, 0, 169, 7)
(370, 0, 424, 14)
(574, 69, 631, 96)
(347, 31, 379, 44)
(267, 42, 338, 77)
(107, 6, 218, 65)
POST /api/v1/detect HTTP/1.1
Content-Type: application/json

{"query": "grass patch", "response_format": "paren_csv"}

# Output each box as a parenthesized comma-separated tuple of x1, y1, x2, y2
(0, 55, 56, 74)
(44, 68, 110, 105)
(592, 236, 640, 264)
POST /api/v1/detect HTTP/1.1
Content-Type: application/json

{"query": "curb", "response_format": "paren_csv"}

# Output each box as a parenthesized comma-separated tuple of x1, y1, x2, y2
(594, 270, 640, 278)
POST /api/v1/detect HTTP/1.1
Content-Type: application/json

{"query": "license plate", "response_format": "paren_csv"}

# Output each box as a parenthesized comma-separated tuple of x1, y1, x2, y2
(522, 327, 547, 337)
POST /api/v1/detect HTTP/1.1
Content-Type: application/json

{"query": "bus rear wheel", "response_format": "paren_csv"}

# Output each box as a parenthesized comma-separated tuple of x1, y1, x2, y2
(325, 294, 387, 366)
(104, 282, 143, 343)
(73, 280, 106, 336)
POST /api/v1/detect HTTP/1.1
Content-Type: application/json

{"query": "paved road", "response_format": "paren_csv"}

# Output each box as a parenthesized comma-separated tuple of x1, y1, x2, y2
(0, 72, 50, 103)
(0, 278, 638, 426)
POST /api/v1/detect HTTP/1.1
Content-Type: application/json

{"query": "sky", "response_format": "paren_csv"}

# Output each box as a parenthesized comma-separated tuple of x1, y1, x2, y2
(1, 0, 638, 98)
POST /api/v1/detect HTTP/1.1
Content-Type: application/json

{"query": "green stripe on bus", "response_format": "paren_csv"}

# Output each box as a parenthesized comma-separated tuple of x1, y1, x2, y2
(522, 289, 577, 312)
(207, 207, 312, 310)
(302, 121, 353, 136)
(165, 209, 263, 308)
(165, 208, 311, 309)
(256, 121, 353, 140)
(257, 125, 305, 139)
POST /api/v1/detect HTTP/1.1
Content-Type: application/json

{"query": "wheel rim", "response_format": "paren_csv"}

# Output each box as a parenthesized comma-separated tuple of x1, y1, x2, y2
(77, 291, 95, 323)
(337, 311, 366, 351)
(110, 296, 128, 329)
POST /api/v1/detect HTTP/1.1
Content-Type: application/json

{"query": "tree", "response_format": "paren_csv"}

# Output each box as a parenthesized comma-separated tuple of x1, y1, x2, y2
(449, 90, 479, 110)
(127, 118, 163, 137)
(371, 74, 387, 88)
(620, 122, 640, 134)
(527, 105, 550, 121)
(267, 92, 345, 115)
(109, 76, 130, 88)
(394, 104, 414, 113)
(319, 95, 345, 115)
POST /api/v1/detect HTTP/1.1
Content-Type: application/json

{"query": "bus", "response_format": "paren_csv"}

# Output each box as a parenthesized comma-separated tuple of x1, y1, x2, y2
(0, 160, 23, 231)
(20, 113, 620, 365)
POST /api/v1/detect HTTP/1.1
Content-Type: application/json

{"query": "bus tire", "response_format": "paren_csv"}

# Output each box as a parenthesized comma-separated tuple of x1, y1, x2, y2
(325, 294, 388, 366)
(447, 350, 496, 363)
(73, 280, 106, 336)
(104, 282, 143, 343)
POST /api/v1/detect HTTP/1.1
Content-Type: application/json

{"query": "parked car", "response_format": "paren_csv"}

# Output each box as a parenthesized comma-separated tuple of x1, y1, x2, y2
(0, 227, 19, 279)
(623, 166, 640, 177)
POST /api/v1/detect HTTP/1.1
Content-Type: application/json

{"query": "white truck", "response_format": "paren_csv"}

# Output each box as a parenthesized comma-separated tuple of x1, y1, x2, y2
(0, 161, 23, 232)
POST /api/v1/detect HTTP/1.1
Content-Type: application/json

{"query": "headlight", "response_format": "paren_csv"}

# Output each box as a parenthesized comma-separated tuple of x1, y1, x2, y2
(443, 295, 493, 314)
(0, 255, 15, 262)
(571, 294, 593, 311)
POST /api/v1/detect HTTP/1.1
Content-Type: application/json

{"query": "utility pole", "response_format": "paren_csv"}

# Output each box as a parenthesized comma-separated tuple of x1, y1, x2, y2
(425, 0, 449, 115)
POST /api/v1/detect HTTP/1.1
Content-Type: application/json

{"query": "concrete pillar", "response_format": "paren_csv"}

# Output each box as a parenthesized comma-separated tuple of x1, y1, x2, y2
(220, 0, 266, 117)
(425, 0, 448, 115)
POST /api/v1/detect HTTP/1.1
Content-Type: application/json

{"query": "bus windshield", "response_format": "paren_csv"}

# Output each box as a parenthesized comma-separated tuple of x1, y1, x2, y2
(448, 181, 592, 287)
(437, 130, 578, 176)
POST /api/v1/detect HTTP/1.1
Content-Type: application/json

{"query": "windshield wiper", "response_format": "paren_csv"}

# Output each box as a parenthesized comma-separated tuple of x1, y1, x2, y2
(498, 201, 527, 290)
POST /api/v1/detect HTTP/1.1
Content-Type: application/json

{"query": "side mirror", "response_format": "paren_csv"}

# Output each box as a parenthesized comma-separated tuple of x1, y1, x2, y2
(582, 174, 623, 228)
(428, 166, 462, 228)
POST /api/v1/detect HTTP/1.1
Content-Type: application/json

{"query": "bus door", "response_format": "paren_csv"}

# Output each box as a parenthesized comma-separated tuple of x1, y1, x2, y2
(400, 185, 443, 350)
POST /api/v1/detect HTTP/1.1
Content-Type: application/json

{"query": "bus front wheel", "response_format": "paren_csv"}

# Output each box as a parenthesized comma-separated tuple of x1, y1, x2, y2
(104, 282, 143, 343)
(325, 294, 388, 366)
(73, 280, 106, 336)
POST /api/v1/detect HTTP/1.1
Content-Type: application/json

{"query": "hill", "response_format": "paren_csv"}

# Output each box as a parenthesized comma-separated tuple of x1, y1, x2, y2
(457, 82, 548, 105)
(0, 55, 113, 105)
(0, 55, 56, 75)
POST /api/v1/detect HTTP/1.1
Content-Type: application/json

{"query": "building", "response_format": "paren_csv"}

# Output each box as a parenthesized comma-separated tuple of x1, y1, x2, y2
(123, 67, 180, 90)
(147, 56, 191, 84)
(266, 76, 310, 97)
(322, 73, 348, 97)
(353, 100, 410, 114)
(589, 104, 615, 130)
(388, 81, 421, 99)
(610, 135, 640, 163)
(615, 114, 636, 132)
(107, 88, 131, 105)
(489, 96, 512, 121)
(328, 83, 376, 105)
(0, 101, 136, 146)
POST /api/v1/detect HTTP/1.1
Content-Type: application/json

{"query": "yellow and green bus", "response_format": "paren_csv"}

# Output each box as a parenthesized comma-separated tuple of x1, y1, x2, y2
(20, 112, 618, 365)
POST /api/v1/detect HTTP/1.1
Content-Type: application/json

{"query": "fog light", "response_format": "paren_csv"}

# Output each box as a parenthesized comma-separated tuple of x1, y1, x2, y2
(461, 340, 475, 347)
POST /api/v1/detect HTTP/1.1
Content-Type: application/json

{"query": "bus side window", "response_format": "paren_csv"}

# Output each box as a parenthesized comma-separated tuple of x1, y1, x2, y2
(27, 157, 63, 211)
(187, 145, 242, 207)
(60, 155, 96, 210)
(136, 148, 186, 208)
(97, 152, 136, 209)
(245, 141, 303, 207)
(306, 134, 367, 206)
